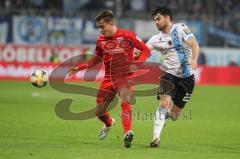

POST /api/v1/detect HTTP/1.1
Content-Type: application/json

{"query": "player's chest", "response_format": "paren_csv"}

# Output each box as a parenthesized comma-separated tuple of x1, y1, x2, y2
(153, 35, 182, 54)
(99, 37, 134, 55)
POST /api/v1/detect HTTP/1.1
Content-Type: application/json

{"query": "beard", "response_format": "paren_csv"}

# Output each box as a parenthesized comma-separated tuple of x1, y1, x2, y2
(157, 23, 167, 31)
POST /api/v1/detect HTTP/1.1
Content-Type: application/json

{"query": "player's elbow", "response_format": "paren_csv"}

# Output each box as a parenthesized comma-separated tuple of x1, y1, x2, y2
(192, 39, 199, 50)
(195, 41, 199, 51)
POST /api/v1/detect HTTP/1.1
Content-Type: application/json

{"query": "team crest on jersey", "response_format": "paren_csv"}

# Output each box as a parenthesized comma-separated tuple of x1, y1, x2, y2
(172, 32, 177, 38)
(168, 41, 172, 46)
(117, 37, 123, 43)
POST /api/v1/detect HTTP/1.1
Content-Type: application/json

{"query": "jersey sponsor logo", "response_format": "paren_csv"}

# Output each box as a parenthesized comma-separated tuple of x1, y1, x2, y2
(159, 47, 170, 54)
(102, 39, 133, 51)
(119, 39, 133, 49)
(168, 40, 172, 46)
(183, 28, 191, 35)
(103, 41, 117, 50)
(152, 39, 173, 54)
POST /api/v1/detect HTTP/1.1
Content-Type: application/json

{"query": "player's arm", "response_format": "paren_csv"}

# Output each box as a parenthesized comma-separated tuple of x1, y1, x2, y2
(69, 56, 101, 72)
(186, 36, 199, 70)
(146, 36, 155, 51)
(181, 24, 199, 70)
(131, 32, 151, 63)
(68, 44, 102, 76)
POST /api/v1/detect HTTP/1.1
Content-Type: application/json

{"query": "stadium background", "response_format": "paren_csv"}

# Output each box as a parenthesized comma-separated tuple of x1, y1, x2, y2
(0, 0, 240, 159)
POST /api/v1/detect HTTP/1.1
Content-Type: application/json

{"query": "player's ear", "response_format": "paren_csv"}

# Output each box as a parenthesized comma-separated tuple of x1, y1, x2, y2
(167, 15, 172, 22)
(110, 19, 115, 25)
(165, 15, 169, 21)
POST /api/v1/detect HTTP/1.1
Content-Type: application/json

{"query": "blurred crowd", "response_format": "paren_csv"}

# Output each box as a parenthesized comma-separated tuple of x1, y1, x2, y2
(155, 0, 239, 18)
(0, 0, 239, 46)
(1, 0, 239, 18)
(125, 0, 240, 36)
(0, 0, 62, 15)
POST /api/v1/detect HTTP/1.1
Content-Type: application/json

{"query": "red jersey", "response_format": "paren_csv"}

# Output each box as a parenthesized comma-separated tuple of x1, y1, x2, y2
(95, 28, 150, 79)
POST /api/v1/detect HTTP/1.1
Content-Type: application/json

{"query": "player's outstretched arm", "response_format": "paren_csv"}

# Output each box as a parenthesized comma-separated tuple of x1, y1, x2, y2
(67, 56, 101, 78)
(186, 36, 199, 70)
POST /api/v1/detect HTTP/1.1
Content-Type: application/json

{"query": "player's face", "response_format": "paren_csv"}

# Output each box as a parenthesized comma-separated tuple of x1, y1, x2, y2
(96, 19, 114, 37)
(153, 14, 167, 31)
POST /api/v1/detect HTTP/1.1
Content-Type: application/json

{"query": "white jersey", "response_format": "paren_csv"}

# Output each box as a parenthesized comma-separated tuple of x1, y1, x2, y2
(147, 23, 194, 78)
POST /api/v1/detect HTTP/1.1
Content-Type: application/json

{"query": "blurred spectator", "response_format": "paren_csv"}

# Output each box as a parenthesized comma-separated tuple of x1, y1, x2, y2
(63, 0, 89, 14)
(50, 49, 59, 64)
(44, 0, 62, 10)
(5, 0, 11, 9)
(130, 0, 147, 12)
(82, 48, 92, 61)
(29, 0, 44, 9)
(0, 0, 239, 46)
(228, 61, 238, 66)
(15, 0, 28, 8)
(81, 0, 106, 11)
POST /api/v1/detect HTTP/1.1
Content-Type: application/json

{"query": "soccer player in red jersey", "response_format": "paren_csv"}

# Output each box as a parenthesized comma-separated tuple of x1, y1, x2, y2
(68, 10, 150, 148)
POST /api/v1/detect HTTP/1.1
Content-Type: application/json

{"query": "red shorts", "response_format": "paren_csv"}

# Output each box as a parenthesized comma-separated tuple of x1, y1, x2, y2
(96, 77, 133, 104)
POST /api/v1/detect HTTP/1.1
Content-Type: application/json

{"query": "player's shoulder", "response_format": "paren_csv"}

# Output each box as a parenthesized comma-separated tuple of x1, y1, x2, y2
(175, 23, 189, 30)
(117, 28, 143, 42)
(118, 28, 135, 36)
(96, 35, 105, 43)
(118, 28, 132, 33)
(174, 23, 193, 36)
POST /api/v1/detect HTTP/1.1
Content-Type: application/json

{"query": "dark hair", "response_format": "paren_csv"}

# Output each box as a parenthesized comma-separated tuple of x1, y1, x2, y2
(152, 6, 172, 21)
(95, 10, 114, 22)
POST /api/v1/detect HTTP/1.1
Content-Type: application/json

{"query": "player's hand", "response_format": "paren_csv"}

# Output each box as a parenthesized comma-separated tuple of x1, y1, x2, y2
(129, 64, 138, 72)
(189, 59, 197, 70)
(66, 66, 78, 78)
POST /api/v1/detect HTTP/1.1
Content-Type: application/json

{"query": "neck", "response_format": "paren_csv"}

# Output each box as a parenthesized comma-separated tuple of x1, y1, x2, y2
(107, 26, 118, 37)
(162, 22, 173, 34)
(112, 26, 117, 35)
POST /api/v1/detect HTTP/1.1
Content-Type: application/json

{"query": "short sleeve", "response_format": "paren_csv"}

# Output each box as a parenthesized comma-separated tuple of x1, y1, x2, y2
(146, 36, 155, 50)
(130, 31, 146, 51)
(95, 41, 103, 58)
(179, 23, 194, 42)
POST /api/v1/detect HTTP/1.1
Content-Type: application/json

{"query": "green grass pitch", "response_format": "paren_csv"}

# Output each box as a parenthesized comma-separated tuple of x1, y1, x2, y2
(0, 81, 240, 159)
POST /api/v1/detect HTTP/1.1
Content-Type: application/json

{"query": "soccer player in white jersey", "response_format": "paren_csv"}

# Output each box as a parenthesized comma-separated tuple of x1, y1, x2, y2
(146, 6, 199, 147)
